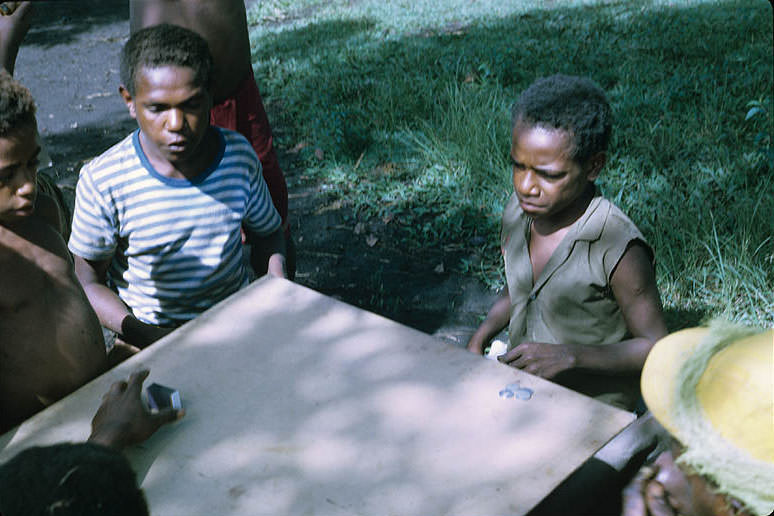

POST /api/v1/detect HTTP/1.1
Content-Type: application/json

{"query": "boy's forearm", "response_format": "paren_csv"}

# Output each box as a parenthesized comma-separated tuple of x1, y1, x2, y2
(468, 292, 511, 353)
(78, 279, 132, 335)
(74, 255, 161, 347)
(482, 292, 511, 334)
(80, 283, 171, 348)
(75, 256, 130, 333)
(571, 336, 657, 375)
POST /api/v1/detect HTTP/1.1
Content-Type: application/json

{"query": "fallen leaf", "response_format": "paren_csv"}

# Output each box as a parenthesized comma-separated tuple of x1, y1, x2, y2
(314, 148, 324, 160)
(314, 200, 343, 215)
(463, 74, 476, 83)
(382, 212, 394, 224)
(354, 222, 365, 235)
(366, 235, 378, 247)
(288, 141, 310, 154)
(434, 263, 445, 274)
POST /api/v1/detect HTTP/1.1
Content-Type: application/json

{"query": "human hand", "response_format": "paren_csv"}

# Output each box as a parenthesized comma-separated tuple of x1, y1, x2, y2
(120, 315, 175, 348)
(138, 323, 174, 347)
(89, 370, 184, 450)
(497, 341, 577, 379)
(643, 480, 678, 516)
(466, 332, 488, 355)
(267, 252, 287, 278)
(622, 465, 656, 516)
(621, 449, 706, 516)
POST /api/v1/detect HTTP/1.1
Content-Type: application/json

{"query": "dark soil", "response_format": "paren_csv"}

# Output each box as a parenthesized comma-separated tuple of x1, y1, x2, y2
(16, 0, 497, 348)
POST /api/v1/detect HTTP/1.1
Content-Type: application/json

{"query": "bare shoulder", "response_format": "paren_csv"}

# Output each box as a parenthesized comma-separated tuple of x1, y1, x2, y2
(610, 241, 656, 293)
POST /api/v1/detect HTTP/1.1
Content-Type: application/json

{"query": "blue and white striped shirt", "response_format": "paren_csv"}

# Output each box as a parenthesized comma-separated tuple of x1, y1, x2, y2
(69, 128, 281, 326)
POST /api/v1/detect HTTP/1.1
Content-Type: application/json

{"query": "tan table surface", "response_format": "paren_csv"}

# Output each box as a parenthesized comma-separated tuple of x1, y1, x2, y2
(0, 277, 634, 515)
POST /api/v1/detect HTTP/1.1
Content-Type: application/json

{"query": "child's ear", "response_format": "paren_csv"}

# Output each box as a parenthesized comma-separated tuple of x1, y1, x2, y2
(585, 152, 606, 181)
(118, 85, 136, 119)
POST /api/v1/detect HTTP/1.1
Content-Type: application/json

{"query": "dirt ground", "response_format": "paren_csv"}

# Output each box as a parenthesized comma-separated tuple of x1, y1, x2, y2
(15, 0, 497, 348)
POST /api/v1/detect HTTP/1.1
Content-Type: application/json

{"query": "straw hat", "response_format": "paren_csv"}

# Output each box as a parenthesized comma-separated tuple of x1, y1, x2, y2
(641, 323, 774, 516)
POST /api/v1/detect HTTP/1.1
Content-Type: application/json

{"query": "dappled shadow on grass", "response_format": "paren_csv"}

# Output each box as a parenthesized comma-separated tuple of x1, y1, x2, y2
(663, 307, 709, 332)
(255, 0, 772, 324)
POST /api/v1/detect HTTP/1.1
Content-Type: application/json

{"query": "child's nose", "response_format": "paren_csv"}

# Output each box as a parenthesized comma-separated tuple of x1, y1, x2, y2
(16, 169, 36, 196)
(515, 169, 539, 196)
(166, 108, 185, 131)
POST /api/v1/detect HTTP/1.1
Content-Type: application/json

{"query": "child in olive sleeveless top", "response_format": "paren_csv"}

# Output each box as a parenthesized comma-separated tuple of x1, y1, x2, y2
(468, 75, 667, 411)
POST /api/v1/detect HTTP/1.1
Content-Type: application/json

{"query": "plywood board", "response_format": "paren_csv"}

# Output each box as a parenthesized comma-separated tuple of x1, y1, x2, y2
(0, 277, 634, 515)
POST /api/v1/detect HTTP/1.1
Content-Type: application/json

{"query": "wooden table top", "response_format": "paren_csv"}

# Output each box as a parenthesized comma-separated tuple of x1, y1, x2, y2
(0, 277, 634, 515)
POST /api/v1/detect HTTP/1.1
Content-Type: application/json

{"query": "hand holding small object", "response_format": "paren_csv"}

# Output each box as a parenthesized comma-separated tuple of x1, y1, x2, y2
(89, 369, 184, 450)
(498, 341, 578, 379)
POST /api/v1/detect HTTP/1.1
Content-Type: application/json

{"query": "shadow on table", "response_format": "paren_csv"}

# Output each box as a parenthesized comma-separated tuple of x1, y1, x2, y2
(123, 279, 627, 515)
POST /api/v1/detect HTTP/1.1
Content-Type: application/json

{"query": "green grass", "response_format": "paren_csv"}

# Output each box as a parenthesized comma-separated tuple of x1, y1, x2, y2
(247, 0, 774, 327)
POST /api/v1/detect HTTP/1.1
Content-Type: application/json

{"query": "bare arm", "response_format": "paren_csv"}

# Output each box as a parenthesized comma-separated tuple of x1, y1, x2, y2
(246, 226, 287, 279)
(74, 255, 172, 348)
(0, 1, 32, 75)
(467, 287, 511, 354)
(596, 242, 668, 370)
(500, 243, 667, 378)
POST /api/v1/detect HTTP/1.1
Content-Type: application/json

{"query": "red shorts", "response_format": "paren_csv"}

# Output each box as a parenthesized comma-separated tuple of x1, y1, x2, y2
(210, 74, 289, 231)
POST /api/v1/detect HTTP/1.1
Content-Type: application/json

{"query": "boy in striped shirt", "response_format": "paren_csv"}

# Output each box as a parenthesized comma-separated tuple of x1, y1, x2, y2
(69, 24, 286, 350)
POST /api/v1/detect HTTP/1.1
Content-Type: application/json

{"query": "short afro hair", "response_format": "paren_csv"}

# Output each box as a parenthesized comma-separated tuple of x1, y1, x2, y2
(512, 75, 612, 163)
(121, 23, 213, 96)
(0, 442, 149, 516)
(0, 70, 36, 137)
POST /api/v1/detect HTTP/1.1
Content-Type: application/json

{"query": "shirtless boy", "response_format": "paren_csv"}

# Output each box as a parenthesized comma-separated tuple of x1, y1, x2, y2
(0, 71, 106, 433)
(130, 0, 295, 277)
(69, 24, 285, 350)
(468, 75, 667, 410)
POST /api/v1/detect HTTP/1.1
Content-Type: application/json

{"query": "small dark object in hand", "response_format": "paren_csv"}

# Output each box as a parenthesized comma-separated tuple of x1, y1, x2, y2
(146, 383, 182, 412)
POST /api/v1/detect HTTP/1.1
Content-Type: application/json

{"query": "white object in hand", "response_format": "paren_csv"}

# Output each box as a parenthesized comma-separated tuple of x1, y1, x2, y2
(485, 339, 508, 360)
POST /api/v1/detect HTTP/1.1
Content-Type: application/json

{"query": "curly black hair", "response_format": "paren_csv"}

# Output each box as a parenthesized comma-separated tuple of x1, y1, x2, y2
(511, 75, 612, 163)
(121, 23, 213, 96)
(0, 70, 36, 136)
(0, 442, 149, 516)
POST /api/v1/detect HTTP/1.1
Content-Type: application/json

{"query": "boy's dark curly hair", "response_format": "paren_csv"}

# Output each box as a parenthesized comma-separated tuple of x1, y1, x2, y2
(511, 75, 612, 163)
(121, 23, 213, 96)
(0, 442, 149, 516)
(0, 70, 36, 136)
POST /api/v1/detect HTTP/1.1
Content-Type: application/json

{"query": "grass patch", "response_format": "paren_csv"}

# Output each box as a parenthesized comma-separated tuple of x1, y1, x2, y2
(248, 0, 773, 326)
